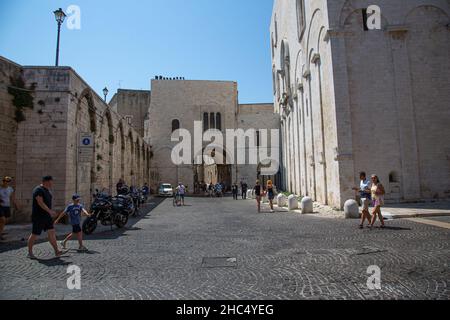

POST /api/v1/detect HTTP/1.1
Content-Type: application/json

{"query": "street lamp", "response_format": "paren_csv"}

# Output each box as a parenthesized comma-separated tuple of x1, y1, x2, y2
(103, 87, 109, 102)
(53, 8, 66, 66)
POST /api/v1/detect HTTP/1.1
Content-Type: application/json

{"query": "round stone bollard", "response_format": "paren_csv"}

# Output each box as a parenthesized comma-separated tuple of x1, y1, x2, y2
(277, 194, 287, 207)
(288, 195, 299, 211)
(247, 190, 253, 200)
(300, 197, 313, 214)
(344, 200, 360, 219)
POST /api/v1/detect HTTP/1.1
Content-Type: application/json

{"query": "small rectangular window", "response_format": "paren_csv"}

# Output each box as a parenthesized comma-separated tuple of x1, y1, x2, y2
(362, 9, 369, 31)
(256, 130, 261, 147)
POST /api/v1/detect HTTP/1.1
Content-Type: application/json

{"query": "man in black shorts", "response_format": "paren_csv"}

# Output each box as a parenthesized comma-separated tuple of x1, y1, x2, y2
(27, 176, 66, 259)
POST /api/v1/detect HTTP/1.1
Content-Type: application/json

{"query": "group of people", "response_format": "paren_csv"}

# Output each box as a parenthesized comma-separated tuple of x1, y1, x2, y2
(353, 172, 386, 229)
(116, 179, 150, 198)
(27, 176, 92, 259)
(173, 183, 186, 206)
(231, 182, 249, 200)
(231, 179, 276, 213)
(204, 182, 225, 197)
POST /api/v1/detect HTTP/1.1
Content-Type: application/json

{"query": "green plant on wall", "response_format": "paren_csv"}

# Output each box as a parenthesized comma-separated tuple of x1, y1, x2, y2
(8, 76, 36, 122)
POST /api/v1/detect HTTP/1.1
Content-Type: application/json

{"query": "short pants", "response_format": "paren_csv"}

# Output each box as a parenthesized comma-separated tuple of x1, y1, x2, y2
(72, 224, 82, 234)
(0, 206, 11, 218)
(32, 217, 54, 236)
(361, 198, 370, 211)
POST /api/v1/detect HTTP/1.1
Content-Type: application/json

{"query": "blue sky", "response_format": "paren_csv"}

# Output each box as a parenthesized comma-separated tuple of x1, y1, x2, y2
(0, 0, 274, 103)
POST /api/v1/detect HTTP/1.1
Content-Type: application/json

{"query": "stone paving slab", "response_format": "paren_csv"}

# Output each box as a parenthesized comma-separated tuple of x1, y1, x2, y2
(0, 197, 448, 300)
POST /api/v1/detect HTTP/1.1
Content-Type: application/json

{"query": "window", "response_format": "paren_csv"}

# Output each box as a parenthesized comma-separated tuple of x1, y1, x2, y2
(296, 0, 306, 40)
(210, 113, 215, 129)
(203, 113, 209, 132)
(389, 172, 399, 183)
(172, 119, 180, 133)
(216, 113, 222, 131)
(256, 130, 261, 147)
(274, 15, 278, 46)
(362, 9, 369, 31)
(125, 115, 133, 125)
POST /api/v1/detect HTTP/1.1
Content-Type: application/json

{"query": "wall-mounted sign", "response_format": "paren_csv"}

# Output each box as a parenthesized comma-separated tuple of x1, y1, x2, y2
(78, 133, 94, 163)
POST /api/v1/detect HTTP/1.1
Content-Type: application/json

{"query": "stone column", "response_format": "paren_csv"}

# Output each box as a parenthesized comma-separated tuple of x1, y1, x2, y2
(388, 26, 421, 200)
(326, 29, 356, 208)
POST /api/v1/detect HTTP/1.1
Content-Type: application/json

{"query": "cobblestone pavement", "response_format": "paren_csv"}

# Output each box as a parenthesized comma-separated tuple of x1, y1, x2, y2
(0, 197, 449, 300)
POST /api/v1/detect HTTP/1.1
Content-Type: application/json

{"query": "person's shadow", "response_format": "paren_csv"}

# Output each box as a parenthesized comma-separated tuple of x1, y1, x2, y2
(37, 257, 72, 267)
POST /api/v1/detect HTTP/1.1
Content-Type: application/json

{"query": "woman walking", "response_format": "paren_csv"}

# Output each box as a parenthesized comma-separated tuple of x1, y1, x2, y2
(369, 174, 386, 229)
(266, 180, 275, 213)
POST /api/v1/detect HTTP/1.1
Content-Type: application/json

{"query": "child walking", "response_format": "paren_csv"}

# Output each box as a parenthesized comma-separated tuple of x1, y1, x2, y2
(55, 194, 91, 252)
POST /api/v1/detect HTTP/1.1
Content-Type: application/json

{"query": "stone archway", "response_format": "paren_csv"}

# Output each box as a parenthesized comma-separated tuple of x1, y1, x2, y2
(74, 89, 97, 206)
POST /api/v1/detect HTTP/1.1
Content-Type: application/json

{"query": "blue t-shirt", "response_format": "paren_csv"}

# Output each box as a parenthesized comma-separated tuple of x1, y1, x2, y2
(64, 204, 84, 226)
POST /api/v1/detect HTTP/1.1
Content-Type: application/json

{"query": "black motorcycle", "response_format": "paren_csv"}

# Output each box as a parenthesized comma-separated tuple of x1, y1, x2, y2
(82, 190, 132, 235)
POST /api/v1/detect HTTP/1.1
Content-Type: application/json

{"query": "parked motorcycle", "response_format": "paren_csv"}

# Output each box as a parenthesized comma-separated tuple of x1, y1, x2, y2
(82, 189, 132, 235)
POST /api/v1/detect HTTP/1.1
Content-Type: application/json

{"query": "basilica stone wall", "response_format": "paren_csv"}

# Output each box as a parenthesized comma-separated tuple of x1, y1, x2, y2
(0, 57, 21, 197)
(145, 80, 279, 192)
(271, 0, 450, 208)
(145, 80, 238, 191)
(110, 89, 151, 137)
(0, 57, 150, 222)
(236, 103, 280, 187)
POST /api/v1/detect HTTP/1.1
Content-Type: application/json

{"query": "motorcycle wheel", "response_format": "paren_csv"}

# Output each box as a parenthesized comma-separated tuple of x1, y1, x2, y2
(115, 214, 129, 229)
(82, 216, 98, 235)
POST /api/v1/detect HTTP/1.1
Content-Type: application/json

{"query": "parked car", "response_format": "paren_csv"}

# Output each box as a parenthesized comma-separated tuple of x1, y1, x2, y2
(159, 183, 174, 197)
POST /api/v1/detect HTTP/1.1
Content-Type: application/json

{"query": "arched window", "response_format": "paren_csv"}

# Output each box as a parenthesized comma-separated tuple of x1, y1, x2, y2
(172, 119, 180, 133)
(296, 0, 306, 41)
(203, 113, 209, 132)
(216, 113, 222, 131)
(210, 113, 215, 129)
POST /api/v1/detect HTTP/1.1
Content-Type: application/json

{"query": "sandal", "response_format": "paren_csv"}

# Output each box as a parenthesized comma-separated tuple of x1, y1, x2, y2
(359, 225, 364, 229)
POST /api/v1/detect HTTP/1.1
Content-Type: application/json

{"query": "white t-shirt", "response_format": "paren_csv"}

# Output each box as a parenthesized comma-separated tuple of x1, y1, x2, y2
(0, 186, 14, 207)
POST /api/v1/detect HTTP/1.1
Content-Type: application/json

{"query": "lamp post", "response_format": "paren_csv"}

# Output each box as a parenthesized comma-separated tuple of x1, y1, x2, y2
(53, 8, 66, 66)
(103, 87, 109, 102)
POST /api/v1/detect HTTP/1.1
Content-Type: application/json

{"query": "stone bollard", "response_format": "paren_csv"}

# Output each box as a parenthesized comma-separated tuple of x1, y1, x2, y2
(247, 190, 253, 200)
(344, 199, 360, 219)
(300, 197, 313, 214)
(277, 194, 287, 207)
(288, 195, 299, 211)
(262, 195, 269, 203)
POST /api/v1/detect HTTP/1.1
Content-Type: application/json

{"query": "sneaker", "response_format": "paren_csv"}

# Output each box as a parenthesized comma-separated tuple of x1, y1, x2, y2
(27, 253, 38, 260)
(78, 246, 89, 252)
(60, 241, 67, 250)
(55, 250, 68, 258)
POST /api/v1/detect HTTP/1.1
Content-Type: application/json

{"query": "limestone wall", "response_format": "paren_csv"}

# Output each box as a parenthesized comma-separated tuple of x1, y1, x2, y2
(0, 61, 151, 222)
(146, 80, 238, 192)
(0, 57, 23, 221)
(271, 0, 450, 207)
(110, 89, 151, 137)
(236, 104, 280, 187)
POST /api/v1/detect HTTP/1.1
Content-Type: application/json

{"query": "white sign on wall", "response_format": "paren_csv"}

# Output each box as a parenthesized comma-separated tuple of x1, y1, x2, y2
(78, 133, 94, 163)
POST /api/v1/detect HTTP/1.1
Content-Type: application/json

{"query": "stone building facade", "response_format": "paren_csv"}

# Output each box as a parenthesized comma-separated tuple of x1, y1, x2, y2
(145, 79, 279, 192)
(0, 56, 150, 222)
(271, 0, 450, 208)
(109, 89, 151, 137)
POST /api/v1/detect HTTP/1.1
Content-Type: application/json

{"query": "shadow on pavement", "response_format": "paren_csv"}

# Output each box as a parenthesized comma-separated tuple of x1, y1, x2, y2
(0, 197, 166, 253)
(36, 257, 73, 267)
